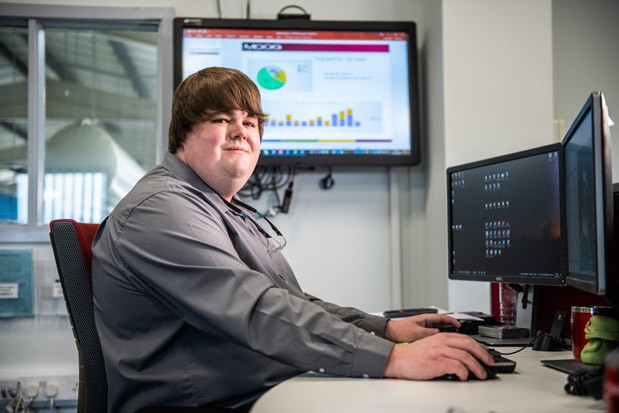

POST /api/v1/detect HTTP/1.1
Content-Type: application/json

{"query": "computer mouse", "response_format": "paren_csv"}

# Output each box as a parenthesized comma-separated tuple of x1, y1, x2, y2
(436, 325, 458, 333)
(436, 360, 498, 381)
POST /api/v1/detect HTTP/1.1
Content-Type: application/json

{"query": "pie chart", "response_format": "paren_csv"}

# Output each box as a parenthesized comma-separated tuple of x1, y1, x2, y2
(257, 66, 287, 90)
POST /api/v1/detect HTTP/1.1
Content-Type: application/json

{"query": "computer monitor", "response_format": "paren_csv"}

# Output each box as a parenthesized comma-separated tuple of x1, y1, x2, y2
(562, 91, 617, 307)
(447, 143, 566, 285)
(173, 18, 421, 167)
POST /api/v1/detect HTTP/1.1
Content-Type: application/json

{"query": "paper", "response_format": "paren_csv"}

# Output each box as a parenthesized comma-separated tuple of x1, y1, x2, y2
(430, 306, 484, 321)
(0, 249, 33, 317)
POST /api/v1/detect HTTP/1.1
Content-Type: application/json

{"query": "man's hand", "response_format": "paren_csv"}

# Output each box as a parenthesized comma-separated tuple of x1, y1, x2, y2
(384, 314, 461, 343)
(383, 333, 494, 381)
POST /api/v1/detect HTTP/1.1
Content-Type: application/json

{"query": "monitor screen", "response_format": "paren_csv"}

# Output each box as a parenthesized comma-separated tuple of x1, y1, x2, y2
(447, 144, 566, 285)
(562, 91, 616, 305)
(173, 18, 421, 167)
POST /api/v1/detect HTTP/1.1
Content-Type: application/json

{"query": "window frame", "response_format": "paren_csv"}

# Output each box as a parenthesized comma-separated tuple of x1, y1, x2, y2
(0, 3, 174, 243)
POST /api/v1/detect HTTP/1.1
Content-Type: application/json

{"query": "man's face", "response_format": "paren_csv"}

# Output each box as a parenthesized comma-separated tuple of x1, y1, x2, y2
(177, 110, 261, 200)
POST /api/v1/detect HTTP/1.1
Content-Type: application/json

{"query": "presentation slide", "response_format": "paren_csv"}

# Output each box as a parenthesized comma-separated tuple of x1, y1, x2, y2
(182, 28, 412, 153)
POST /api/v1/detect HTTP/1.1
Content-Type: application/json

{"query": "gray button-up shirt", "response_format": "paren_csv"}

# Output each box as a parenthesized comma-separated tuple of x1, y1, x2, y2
(92, 152, 394, 412)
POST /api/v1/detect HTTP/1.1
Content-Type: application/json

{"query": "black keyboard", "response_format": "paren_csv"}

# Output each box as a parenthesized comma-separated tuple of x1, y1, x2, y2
(486, 347, 517, 373)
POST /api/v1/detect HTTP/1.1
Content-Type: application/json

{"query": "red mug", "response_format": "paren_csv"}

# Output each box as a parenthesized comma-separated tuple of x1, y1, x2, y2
(571, 306, 594, 361)
(571, 306, 615, 361)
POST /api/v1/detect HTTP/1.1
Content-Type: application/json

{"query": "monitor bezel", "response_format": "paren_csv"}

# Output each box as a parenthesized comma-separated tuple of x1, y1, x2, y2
(172, 17, 421, 167)
(446, 143, 567, 286)
(562, 91, 615, 305)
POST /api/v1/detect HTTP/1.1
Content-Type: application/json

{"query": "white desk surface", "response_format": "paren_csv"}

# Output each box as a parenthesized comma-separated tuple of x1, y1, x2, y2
(250, 348, 605, 413)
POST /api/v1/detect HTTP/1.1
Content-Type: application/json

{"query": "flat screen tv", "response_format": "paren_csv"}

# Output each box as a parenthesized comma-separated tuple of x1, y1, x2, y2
(173, 18, 421, 167)
(447, 143, 566, 285)
(562, 91, 617, 307)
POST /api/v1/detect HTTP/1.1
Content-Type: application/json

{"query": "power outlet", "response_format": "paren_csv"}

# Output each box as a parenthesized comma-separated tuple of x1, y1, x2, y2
(16, 374, 79, 408)
(0, 380, 21, 411)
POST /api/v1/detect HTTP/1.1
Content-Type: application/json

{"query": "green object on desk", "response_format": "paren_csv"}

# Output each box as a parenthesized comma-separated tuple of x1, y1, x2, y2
(580, 315, 619, 365)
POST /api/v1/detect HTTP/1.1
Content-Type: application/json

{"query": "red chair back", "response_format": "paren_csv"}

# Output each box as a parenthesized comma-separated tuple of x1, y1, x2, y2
(49, 219, 107, 413)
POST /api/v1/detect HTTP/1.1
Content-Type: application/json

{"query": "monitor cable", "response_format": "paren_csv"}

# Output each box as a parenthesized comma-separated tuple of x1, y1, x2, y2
(277, 5, 311, 20)
(320, 167, 334, 190)
(214, 0, 252, 19)
(508, 283, 530, 309)
(240, 166, 296, 215)
(492, 330, 569, 356)
(215, 0, 222, 18)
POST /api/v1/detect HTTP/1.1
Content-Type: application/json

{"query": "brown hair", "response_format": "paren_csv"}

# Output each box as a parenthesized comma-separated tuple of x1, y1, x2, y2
(168, 67, 267, 153)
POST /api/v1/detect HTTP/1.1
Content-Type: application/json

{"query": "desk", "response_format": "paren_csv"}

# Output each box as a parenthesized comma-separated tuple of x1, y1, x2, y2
(250, 348, 605, 413)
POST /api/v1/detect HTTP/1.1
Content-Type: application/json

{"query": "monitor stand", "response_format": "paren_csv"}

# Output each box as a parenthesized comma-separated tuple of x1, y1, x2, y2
(532, 310, 570, 351)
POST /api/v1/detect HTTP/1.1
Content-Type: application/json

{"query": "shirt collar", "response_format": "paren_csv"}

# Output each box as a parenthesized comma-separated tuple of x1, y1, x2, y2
(161, 151, 239, 216)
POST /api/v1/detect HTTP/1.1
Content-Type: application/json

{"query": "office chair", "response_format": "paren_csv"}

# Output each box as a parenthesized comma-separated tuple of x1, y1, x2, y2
(49, 219, 107, 413)
(50, 219, 252, 413)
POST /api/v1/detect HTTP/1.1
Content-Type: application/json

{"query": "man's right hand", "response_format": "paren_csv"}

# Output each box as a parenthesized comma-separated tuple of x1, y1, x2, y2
(383, 333, 494, 381)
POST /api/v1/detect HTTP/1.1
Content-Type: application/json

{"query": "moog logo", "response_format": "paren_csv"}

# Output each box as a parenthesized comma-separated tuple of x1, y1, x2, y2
(242, 42, 283, 51)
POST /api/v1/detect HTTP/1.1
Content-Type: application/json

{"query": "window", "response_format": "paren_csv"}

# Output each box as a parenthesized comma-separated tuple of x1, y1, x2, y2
(0, 25, 28, 224)
(0, 5, 173, 242)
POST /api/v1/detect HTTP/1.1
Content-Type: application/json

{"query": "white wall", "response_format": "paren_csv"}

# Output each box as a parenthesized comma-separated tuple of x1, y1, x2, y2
(441, 0, 555, 312)
(552, 0, 619, 183)
(0, 245, 79, 373)
(250, 169, 394, 310)
(410, 0, 555, 314)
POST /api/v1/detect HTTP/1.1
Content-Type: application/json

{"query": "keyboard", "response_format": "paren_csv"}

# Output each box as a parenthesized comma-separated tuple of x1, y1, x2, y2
(486, 347, 517, 373)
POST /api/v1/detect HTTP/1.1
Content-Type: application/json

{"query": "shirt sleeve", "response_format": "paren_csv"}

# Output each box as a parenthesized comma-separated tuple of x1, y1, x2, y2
(304, 293, 388, 338)
(109, 189, 394, 378)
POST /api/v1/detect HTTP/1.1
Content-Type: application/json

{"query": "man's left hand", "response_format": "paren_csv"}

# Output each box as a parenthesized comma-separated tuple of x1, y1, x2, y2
(384, 314, 461, 343)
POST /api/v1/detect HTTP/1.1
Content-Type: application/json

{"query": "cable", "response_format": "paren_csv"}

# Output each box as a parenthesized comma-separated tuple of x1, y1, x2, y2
(46, 382, 59, 413)
(239, 166, 295, 214)
(1, 381, 27, 413)
(240, 167, 284, 199)
(277, 4, 311, 19)
(494, 333, 544, 356)
(280, 181, 294, 213)
(277, 5, 310, 15)
(215, 0, 222, 18)
(522, 284, 529, 309)
(240, 165, 336, 212)
(320, 167, 334, 190)
(493, 331, 568, 356)
(508, 283, 531, 309)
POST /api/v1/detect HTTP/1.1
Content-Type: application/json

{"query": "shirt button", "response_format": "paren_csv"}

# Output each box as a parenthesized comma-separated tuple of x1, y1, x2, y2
(362, 373, 369, 378)
(318, 368, 325, 373)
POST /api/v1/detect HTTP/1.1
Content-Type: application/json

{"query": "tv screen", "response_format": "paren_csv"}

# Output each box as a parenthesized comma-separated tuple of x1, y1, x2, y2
(173, 18, 421, 167)
(562, 91, 616, 306)
(447, 144, 566, 285)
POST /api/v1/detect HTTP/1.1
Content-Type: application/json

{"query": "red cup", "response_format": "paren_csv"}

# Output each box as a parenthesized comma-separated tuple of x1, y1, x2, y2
(571, 306, 594, 361)
(571, 306, 615, 360)
(499, 283, 518, 325)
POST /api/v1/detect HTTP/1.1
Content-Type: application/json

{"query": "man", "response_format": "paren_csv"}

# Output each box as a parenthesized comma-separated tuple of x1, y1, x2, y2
(92, 67, 493, 413)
